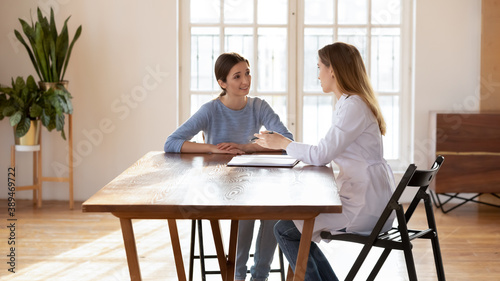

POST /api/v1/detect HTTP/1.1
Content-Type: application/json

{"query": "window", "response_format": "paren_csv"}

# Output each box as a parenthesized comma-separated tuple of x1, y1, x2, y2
(180, 0, 412, 166)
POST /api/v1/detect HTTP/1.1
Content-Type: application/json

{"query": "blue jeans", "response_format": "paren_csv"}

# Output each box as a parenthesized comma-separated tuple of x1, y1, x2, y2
(235, 220, 278, 281)
(274, 220, 339, 281)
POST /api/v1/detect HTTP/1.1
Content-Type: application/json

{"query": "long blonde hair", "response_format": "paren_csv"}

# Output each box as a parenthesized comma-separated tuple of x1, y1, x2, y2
(318, 42, 386, 135)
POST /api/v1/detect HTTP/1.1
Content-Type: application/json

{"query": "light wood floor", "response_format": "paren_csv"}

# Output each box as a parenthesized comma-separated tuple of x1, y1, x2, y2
(1, 196, 499, 281)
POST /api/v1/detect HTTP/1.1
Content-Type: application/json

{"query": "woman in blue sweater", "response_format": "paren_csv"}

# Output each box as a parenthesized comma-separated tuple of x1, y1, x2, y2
(164, 52, 293, 281)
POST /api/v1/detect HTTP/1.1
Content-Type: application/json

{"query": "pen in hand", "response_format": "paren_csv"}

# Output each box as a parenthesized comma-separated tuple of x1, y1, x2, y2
(250, 131, 273, 142)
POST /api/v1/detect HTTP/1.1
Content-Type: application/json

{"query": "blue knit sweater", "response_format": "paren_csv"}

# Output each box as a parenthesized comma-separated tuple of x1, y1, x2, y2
(164, 97, 293, 152)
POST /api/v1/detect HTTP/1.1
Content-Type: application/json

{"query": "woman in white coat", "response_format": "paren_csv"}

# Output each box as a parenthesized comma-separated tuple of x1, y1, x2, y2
(254, 42, 396, 280)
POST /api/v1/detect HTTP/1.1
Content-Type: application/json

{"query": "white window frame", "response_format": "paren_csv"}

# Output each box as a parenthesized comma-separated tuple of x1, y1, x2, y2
(179, 0, 297, 136)
(179, 0, 413, 170)
(295, 0, 413, 169)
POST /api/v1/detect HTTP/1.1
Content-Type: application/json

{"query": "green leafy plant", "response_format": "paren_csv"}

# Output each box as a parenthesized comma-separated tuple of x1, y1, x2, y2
(15, 7, 82, 82)
(0, 76, 40, 137)
(0, 75, 73, 139)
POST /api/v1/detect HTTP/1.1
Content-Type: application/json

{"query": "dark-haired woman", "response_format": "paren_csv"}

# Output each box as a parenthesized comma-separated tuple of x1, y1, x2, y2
(164, 52, 293, 281)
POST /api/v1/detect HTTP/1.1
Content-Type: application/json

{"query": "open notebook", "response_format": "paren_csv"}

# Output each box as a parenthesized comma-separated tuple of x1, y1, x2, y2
(227, 154, 299, 168)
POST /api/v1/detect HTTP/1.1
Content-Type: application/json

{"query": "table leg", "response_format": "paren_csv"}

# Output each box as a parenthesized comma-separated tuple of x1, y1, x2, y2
(119, 218, 142, 281)
(167, 219, 187, 281)
(286, 265, 294, 281)
(293, 218, 315, 281)
(226, 220, 239, 281)
(209, 220, 228, 279)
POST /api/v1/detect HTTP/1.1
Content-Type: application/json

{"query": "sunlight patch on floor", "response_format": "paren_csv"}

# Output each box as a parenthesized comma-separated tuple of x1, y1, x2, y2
(3, 220, 192, 281)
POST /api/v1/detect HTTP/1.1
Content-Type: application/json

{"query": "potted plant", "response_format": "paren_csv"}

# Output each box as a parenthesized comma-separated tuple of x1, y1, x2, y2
(15, 7, 82, 84)
(0, 75, 73, 142)
(12, 6, 81, 142)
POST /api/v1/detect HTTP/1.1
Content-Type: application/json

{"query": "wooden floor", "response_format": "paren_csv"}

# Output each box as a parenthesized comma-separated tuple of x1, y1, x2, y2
(0, 196, 499, 281)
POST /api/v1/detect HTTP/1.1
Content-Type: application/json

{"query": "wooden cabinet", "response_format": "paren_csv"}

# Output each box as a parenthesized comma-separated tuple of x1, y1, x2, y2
(430, 112, 500, 193)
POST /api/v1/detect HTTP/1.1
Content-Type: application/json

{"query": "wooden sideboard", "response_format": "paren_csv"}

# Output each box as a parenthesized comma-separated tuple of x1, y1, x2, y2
(430, 112, 500, 194)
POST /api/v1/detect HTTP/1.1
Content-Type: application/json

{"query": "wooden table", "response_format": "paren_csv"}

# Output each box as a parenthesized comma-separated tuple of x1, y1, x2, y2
(82, 151, 341, 281)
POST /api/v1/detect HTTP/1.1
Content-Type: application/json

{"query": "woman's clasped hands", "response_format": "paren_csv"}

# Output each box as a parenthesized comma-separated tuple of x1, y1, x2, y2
(215, 142, 246, 154)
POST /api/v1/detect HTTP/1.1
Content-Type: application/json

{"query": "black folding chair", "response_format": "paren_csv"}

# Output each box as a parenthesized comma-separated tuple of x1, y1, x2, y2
(320, 156, 446, 281)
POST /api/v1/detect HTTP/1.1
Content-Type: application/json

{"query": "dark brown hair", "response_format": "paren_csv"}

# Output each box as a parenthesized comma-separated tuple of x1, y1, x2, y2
(318, 42, 386, 135)
(214, 52, 249, 96)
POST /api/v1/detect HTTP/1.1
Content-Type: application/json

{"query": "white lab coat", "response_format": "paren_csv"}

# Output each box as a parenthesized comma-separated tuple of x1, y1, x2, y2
(287, 94, 396, 242)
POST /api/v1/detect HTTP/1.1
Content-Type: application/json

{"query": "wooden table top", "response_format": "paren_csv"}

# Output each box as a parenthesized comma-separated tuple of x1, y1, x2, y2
(82, 151, 341, 219)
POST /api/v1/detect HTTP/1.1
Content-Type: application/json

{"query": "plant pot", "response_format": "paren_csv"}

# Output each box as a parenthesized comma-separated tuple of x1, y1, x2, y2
(39, 80, 69, 91)
(14, 119, 41, 146)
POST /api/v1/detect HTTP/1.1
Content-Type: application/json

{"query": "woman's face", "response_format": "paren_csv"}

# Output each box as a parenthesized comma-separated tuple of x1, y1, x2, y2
(218, 61, 251, 97)
(317, 58, 340, 95)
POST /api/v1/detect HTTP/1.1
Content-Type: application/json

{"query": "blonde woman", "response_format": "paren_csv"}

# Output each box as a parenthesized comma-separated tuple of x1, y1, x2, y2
(254, 42, 396, 280)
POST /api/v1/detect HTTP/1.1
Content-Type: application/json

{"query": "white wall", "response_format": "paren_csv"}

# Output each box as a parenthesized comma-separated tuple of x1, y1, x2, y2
(0, 0, 178, 201)
(413, 0, 481, 169)
(0, 0, 481, 202)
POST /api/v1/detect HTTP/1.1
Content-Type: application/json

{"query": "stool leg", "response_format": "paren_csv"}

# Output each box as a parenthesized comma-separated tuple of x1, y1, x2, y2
(32, 151, 37, 205)
(68, 114, 74, 210)
(11, 146, 15, 168)
(189, 220, 196, 281)
(10, 146, 15, 200)
(38, 139, 43, 207)
(197, 220, 207, 281)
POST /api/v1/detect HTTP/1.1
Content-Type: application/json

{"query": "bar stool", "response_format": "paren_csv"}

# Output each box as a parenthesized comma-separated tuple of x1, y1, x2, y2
(188, 219, 286, 281)
(10, 144, 42, 207)
(10, 119, 74, 209)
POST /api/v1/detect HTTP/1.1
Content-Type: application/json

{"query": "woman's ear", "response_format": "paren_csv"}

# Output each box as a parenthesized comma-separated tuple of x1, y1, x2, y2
(218, 79, 226, 89)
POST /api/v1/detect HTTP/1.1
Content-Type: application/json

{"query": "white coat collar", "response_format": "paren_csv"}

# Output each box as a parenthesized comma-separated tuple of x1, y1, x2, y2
(335, 94, 351, 110)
